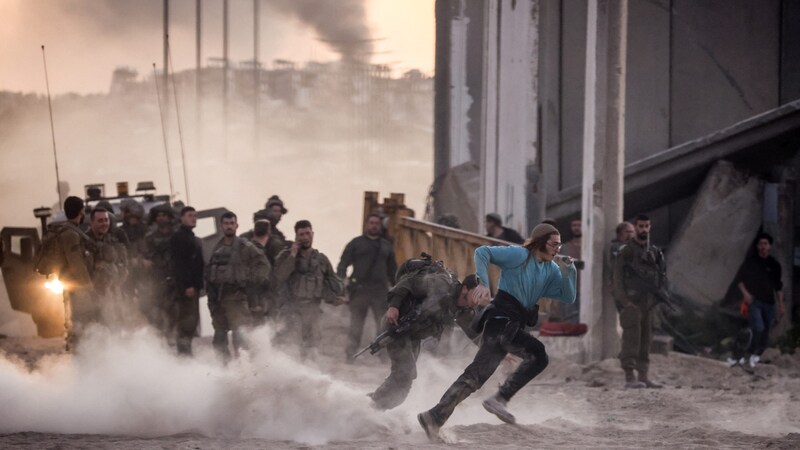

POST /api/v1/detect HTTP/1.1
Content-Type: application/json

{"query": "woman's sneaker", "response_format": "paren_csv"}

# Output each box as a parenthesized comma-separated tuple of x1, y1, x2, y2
(482, 393, 516, 424)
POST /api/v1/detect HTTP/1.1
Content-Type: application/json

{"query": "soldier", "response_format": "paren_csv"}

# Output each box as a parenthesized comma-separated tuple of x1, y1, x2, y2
(418, 224, 577, 441)
(484, 213, 524, 244)
(169, 206, 205, 355)
(264, 196, 291, 264)
(86, 207, 129, 326)
(119, 200, 148, 270)
(119, 200, 147, 308)
(206, 212, 270, 358)
(368, 257, 481, 410)
(239, 209, 270, 241)
(142, 204, 176, 333)
(248, 219, 274, 324)
(610, 221, 635, 262)
(273, 220, 345, 359)
(56, 196, 95, 351)
(608, 221, 634, 304)
(613, 214, 666, 389)
(337, 213, 397, 362)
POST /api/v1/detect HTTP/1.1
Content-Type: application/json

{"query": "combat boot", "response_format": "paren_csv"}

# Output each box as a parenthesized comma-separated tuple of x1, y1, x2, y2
(624, 369, 646, 389)
(482, 393, 516, 424)
(417, 411, 442, 442)
(638, 369, 662, 389)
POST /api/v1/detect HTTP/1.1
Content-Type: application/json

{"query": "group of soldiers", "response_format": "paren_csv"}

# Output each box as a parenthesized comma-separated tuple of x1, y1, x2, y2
(48, 193, 405, 363)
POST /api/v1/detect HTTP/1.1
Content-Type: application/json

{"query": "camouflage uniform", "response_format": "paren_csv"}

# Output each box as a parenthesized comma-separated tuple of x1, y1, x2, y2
(120, 215, 148, 303)
(143, 227, 175, 332)
(89, 230, 129, 326)
(613, 239, 667, 382)
(370, 265, 476, 410)
(273, 248, 343, 358)
(248, 239, 274, 324)
(206, 237, 270, 357)
(54, 222, 95, 350)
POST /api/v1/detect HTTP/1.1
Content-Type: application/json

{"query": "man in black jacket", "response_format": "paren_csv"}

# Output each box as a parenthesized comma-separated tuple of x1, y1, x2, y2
(169, 206, 205, 355)
(484, 213, 524, 244)
(737, 232, 785, 368)
(337, 214, 397, 361)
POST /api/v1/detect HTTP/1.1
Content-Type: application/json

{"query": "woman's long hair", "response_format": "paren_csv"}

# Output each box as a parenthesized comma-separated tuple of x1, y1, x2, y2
(523, 231, 559, 262)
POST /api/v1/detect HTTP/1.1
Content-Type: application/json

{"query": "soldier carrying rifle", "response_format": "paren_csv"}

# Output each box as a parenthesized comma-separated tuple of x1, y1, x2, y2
(366, 253, 482, 411)
(613, 214, 668, 389)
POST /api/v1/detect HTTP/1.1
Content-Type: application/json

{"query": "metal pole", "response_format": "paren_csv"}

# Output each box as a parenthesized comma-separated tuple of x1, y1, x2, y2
(168, 38, 192, 205)
(152, 63, 176, 201)
(254, 0, 260, 151)
(196, 0, 202, 155)
(41, 45, 63, 208)
(163, 0, 170, 104)
(223, 0, 229, 156)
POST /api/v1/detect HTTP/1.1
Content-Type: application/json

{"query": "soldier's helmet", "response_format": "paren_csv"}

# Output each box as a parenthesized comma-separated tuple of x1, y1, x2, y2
(148, 203, 175, 224)
(120, 199, 145, 219)
(253, 208, 271, 222)
(265, 195, 288, 214)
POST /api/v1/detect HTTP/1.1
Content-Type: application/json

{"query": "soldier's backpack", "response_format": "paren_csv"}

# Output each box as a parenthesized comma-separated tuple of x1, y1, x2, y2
(34, 223, 69, 276)
(34, 222, 92, 277)
(395, 252, 449, 282)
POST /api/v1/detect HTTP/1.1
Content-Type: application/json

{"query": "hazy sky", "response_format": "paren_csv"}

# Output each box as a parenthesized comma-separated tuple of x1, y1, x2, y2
(0, 0, 435, 95)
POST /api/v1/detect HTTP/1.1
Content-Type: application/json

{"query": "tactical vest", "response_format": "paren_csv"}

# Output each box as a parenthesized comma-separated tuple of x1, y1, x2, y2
(622, 243, 665, 293)
(91, 233, 125, 290)
(146, 231, 173, 277)
(288, 250, 327, 300)
(207, 239, 248, 286)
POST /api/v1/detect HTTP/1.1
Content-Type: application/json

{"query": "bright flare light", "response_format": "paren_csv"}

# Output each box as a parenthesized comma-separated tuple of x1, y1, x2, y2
(45, 277, 64, 294)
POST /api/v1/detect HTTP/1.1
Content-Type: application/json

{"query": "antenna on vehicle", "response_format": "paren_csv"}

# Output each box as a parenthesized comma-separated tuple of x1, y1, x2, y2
(167, 34, 191, 205)
(41, 45, 63, 209)
(152, 62, 176, 201)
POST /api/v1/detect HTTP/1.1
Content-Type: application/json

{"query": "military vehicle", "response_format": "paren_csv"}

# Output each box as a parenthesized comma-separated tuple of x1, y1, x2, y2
(0, 181, 227, 337)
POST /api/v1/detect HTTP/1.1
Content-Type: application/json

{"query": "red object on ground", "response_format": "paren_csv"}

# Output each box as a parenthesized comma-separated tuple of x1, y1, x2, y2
(740, 301, 749, 320)
(539, 321, 588, 336)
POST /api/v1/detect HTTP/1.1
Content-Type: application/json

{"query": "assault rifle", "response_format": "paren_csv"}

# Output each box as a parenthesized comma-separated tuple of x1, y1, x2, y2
(353, 308, 421, 358)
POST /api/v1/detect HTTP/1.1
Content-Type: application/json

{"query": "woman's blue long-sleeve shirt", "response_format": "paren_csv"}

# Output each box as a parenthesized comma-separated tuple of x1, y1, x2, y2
(474, 245, 577, 311)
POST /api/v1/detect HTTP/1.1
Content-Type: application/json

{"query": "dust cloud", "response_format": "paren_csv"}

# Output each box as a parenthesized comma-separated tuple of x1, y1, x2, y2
(0, 325, 402, 443)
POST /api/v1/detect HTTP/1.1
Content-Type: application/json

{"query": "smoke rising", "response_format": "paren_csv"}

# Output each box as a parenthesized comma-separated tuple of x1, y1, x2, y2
(56, 0, 373, 63)
(269, 0, 374, 63)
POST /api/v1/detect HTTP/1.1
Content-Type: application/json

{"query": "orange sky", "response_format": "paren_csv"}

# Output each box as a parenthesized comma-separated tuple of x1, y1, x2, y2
(0, 0, 435, 95)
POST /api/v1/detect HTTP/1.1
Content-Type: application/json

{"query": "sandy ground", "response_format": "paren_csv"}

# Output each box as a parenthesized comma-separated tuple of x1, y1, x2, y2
(1, 306, 799, 449)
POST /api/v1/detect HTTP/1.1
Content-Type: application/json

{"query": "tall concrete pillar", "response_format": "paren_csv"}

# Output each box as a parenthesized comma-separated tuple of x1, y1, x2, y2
(481, 0, 538, 236)
(580, 0, 627, 362)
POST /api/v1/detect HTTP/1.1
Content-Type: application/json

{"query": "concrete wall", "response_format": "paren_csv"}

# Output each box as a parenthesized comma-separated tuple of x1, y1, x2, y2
(624, 0, 670, 162)
(481, 0, 538, 235)
(558, 0, 587, 191)
(448, 0, 475, 168)
(782, 0, 800, 104)
(433, 0, 486, 229)
(670, 0, 781, 144)
(538, 0, 561, 204)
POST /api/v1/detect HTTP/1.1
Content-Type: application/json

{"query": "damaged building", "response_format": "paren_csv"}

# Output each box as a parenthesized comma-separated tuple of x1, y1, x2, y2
(432, 0, 800, 359)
